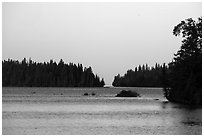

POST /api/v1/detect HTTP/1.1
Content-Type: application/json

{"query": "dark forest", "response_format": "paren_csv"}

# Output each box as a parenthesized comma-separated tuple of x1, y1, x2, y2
(112, 63, 167, 87)
(163, 17, 202, 105)
(2, 58, 105, 87)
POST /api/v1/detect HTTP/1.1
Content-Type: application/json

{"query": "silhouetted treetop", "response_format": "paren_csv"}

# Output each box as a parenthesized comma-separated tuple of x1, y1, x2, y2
(173, 17, 202, 61)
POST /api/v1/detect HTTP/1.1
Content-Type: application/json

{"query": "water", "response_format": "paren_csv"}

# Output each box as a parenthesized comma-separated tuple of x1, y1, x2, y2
(2, 87, 202, 135)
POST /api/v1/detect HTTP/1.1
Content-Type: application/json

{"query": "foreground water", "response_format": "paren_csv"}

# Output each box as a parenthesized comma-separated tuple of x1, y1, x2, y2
(2, 87, 202, 135)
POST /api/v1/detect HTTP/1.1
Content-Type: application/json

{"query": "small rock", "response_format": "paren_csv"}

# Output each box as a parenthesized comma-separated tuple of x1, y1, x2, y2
(115, 90, 140, 97)
(91, 92, 96, 96)
(84, 93, 89, 96)
(163, 101, 169, 104)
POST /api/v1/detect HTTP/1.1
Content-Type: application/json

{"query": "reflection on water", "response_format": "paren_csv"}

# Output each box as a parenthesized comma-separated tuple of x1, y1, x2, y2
(2, 87, 202, 135)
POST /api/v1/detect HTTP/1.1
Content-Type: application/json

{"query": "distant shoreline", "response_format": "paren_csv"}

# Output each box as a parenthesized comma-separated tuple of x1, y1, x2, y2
(2, 86, 163, 88)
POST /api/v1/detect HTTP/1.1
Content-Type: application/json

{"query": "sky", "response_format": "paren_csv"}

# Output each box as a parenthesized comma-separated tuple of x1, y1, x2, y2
(2, 2, 201, 85)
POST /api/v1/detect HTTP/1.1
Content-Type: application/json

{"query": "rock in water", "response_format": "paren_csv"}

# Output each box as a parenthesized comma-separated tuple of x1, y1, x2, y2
(83, 93, 89, 96)
(115, 90, 141, 97)
(91, 92, 96, 96)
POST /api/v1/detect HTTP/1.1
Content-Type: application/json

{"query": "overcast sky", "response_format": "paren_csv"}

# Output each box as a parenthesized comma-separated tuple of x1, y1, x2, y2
(2, 2, 201, 85)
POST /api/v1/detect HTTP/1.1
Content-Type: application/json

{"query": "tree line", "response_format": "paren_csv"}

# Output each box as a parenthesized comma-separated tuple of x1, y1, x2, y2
(112, 63, 167, 87)
(2, 58, 105, 87)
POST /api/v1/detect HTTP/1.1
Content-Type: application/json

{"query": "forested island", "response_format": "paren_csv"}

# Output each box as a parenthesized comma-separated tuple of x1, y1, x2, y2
(2, 58, 105, 87)
(112, 63, 166, 87)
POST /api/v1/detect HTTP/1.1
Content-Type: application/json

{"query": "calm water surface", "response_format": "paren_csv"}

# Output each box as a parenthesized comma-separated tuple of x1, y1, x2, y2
(2, 87, 202, 135)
